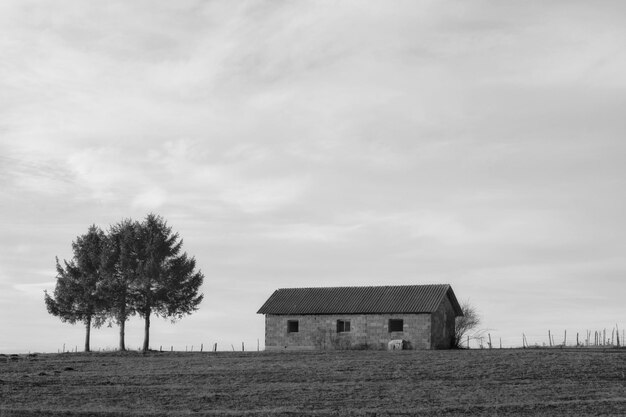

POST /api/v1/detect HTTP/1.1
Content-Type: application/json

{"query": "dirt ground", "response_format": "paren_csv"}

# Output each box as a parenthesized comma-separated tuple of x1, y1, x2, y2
(1, 348, 625, 416)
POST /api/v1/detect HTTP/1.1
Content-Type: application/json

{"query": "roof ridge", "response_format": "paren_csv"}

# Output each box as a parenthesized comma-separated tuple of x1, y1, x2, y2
(275, 284, 450, 291)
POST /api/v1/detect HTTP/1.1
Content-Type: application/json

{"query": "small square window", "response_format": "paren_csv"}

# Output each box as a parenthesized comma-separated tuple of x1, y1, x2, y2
(389, 319, 403, 332)
(337, 320, 351, 333)
(287, 320, 299, 333)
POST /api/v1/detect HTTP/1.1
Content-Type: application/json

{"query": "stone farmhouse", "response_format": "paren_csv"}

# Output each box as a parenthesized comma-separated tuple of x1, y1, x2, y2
(257, 284, 463, 350)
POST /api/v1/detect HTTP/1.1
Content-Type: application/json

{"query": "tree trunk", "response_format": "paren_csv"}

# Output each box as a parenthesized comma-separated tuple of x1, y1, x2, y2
(118, 304, 127, 351)
(119, 319, 126, 351)
(142, 309, 151, 352)
(84, 316, 92, 352)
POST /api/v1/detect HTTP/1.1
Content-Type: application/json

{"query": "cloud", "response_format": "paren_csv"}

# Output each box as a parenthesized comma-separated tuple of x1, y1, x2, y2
(131, 187, 167, 210)
(14, 282, 56, 299)
(0, 0, 625, 352)
(261, 222, 361, 243)
(217, 176, 308, 213)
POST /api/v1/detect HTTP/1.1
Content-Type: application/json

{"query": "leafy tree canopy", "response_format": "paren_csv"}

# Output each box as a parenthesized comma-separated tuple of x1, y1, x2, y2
(45, 225, 108, 351)
(46, 215, 204, 352)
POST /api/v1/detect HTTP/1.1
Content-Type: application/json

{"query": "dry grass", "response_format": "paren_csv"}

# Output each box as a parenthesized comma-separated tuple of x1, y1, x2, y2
(1, 349, 625, 416)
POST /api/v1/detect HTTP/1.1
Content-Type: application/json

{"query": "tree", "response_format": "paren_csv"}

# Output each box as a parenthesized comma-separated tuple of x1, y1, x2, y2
(101, 219, 140, 351)
(46, 215, 205, 352)
(44, 225, 107, 352)
(454, 299, 481, 348)
(133, 214, 204, 352)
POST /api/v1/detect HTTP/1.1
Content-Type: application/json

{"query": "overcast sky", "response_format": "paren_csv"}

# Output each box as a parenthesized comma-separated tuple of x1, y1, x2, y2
(1, 1, 625, 353)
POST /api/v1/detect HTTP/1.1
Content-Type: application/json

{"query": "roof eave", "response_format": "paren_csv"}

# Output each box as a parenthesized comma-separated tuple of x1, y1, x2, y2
(445, 286, 464, 317)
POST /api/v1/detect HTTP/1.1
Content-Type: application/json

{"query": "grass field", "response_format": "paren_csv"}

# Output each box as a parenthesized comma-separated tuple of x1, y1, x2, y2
(1, 348, 625, 416)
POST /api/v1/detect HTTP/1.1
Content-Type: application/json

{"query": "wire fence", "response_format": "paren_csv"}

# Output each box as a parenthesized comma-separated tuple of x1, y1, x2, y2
(466, 325, 624, 349)
(53, 339, 263, 354)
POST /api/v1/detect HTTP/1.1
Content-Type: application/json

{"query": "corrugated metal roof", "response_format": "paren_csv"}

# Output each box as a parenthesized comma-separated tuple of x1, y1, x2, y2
(257, 284, 463, 316)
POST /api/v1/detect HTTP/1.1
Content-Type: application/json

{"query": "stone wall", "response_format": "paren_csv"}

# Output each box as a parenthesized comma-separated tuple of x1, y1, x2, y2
(430, 296, 456, 349)
(264, 313, 433, 350)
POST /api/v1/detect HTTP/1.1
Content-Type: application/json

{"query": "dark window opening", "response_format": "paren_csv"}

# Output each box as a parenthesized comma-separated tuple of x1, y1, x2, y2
(337, 320, 351, 333)
(287, 320, 299, 333)
(389, 319, 404, 332)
